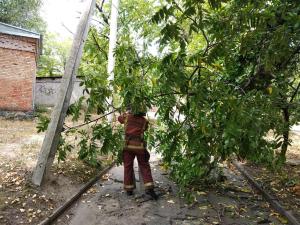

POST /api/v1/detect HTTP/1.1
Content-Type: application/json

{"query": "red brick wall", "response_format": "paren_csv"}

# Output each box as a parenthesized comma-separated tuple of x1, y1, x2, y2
(0, 34, 38, 111)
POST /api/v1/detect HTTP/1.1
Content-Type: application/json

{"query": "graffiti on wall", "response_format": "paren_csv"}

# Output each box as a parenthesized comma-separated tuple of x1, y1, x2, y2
(35, 79, 84, 106)
(38, 85, 55, 96)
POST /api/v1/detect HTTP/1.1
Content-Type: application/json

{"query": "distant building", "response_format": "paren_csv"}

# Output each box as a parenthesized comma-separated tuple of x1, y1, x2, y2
(0, 22, 41, 112)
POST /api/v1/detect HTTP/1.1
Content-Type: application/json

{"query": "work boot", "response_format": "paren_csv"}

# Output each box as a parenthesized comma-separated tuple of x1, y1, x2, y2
(126, 190, 133, 196)
(145, 189, 158, 200)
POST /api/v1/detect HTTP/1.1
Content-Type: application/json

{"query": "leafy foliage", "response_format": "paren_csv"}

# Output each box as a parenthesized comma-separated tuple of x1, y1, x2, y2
(0, 0, 46, 33)
(36, 115, 50, 133)
(41, 0, 300, 192)
(37, 33, 72, 77)
(43, 0, 161, 167)
(150, 0, 300, 174)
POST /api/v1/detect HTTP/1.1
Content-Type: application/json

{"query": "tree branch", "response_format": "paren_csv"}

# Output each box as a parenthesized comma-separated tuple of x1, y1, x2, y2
(95, 2, 109, 26)
(132, 47, 146, 80)
(290, 81, 300, 103)
(189, 66, 200, 80)
(172, 1, 210, 56)
(172, 1, 197, 25)
(200, 27, 210, 56)
(61, 23, 74, 35)
(279, 44, 300, 70)
(91, 31, 108, 59)
(63, 109, 119, 132)
(99, 0, 105, 9)
(152, 91, 183, 98)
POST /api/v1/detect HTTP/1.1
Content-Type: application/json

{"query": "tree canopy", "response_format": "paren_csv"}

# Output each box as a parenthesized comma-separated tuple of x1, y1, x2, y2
(0, 0, 46, 33)
(37, 33, 72, 77)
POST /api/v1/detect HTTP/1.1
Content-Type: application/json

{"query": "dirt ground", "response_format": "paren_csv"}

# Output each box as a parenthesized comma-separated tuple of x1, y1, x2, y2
(0, 117, 299, 224)
(244, 131, 300, 220)
(55, 153, 285, 225)
(0, 118, 106, 225)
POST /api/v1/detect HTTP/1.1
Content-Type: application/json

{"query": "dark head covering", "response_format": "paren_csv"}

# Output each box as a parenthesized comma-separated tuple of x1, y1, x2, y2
(134, 112, 146, 117)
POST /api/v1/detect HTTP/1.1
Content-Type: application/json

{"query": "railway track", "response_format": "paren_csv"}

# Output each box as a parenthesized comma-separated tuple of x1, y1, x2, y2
(38, 163, 116, 225)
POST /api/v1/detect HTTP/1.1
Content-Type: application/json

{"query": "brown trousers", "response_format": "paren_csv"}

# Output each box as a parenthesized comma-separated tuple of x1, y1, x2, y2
(123, 150, 154, 191)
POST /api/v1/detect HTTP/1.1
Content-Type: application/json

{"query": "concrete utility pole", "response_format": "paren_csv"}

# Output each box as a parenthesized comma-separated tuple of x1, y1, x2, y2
(107, 0, 120, 122)
(32, 0, 96, 186)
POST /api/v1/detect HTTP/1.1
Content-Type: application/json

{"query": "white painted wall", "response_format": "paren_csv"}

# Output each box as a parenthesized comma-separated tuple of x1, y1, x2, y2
(35, 77, 85, 107)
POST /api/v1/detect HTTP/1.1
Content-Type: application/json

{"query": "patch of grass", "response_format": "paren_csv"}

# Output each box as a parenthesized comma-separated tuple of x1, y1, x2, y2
(34, 106, 50, 114)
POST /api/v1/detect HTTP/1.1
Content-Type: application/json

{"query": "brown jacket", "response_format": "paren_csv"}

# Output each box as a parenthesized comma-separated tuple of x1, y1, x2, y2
(118, 113, 148, 151)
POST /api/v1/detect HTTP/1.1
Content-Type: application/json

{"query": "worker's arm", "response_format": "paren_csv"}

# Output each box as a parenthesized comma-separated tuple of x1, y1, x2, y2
(144, 119, 149, 131)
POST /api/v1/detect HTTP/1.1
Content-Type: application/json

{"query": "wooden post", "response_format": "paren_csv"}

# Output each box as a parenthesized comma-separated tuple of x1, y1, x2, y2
(32, 0, 96, 186)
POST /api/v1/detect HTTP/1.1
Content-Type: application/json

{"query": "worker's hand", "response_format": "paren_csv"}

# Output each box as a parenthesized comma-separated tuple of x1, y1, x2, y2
(116, 107, 122, 114)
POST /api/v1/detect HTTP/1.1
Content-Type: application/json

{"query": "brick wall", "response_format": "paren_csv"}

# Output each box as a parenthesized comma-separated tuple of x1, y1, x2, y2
(0, 34, 38, 111)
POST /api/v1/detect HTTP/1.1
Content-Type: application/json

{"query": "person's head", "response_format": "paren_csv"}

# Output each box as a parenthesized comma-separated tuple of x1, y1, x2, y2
(126, 105, 132, 113)
(134, 112, 146, 117)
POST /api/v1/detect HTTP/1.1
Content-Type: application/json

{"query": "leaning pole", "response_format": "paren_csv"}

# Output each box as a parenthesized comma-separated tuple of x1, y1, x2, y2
(32, 0, 96, 186)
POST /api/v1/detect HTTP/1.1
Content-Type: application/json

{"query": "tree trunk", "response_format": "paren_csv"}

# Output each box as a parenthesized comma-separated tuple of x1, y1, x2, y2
(280, 107, 289, 162)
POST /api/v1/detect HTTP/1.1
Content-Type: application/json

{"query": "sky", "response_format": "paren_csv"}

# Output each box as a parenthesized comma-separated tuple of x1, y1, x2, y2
(41, 0, 87, 39)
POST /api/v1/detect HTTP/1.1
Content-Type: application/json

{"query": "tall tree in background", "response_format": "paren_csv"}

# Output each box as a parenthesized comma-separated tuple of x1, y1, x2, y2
(0, 0, 72, 77)
(37, 33, 72, 77)
(0, 0, 46, 33)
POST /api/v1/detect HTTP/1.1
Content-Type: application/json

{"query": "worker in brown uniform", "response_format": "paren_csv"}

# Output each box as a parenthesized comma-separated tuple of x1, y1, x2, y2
(118, 109, 158, 200)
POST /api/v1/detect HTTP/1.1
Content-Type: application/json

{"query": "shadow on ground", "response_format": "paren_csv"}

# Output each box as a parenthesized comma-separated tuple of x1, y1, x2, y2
(55, 153, 284, 225)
